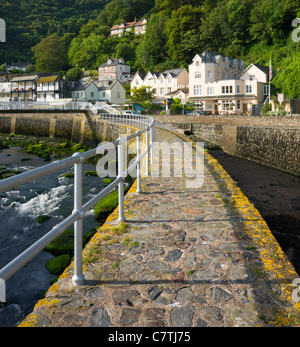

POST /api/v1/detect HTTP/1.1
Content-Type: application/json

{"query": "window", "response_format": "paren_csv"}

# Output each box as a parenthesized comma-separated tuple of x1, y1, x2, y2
(207, 102, 213, 110)
(237, 85, 241, 94)
(237, 100, 241, 110)
(250, 75, 255, 80)
(222, 100, 231, 110)
(207, 87, 214, 95)
(195, 72, 201, 78)
(264, 85, 269, 95)
(91, 92, 94, 97)
(222, 73, 226, 80)
(116, 92, 120, 99)
(195, 61, 199, 66)
(194, 85, 202, 96)
(168, 78, 171, 83)
(167, 87, 172, 93)
(160, 88, 164, 95)
(208, 71, 212, 79)
(222, 86, 233, 94)
(246, 85, 252, 93)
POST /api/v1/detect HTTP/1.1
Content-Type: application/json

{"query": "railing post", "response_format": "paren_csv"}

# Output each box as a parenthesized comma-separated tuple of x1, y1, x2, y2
(150, 124, 155, 165)
(118, 137, 125, 222)
(145, 127, 150, 177)
(136, 131, 142, 193)
(72, 153, 85, 286)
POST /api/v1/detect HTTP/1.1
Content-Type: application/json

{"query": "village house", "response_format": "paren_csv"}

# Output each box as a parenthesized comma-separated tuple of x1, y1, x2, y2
(98, 58, 131, 84)
(131, 68, 189, 101)
(188, 51, 269, 114)
(110, 18, 147, 37)
(10, 74, 39, 101)
(0, 78, 11, 101)
(72, 80, 126, 104)
(36, 75, 69, 102)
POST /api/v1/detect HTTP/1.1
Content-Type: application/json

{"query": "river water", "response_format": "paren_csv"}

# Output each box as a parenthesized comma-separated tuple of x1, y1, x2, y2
(0, 147, 106, 326)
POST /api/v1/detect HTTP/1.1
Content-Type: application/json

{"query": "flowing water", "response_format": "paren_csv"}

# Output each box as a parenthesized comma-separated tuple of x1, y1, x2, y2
(0, 147, 106, 326)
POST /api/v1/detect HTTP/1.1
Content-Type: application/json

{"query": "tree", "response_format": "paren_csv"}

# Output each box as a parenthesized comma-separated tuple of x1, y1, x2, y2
(65, 67, 82, 81)
(135, 12, 168, 71)
(166, 5, 204, 64)
(32, 34, 68, 72)
(130, 86, 156, 108)
(68, 33, 110, 69)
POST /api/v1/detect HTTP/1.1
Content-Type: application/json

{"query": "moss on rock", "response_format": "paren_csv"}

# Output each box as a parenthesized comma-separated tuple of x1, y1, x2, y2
(37, 215, 51, 224)
(45, 229, 74, 256)
(45, 255, 70, 275)
(94, 175, 134, 223)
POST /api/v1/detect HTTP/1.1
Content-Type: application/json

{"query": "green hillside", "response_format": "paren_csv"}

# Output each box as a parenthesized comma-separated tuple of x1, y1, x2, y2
(0, 0, 112, 62)
(1, 0, 299, 98)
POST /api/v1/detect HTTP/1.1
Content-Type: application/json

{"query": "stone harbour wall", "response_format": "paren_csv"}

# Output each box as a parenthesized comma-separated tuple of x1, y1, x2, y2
(154, 115, 300, 176)
(0, 111, 133, 148)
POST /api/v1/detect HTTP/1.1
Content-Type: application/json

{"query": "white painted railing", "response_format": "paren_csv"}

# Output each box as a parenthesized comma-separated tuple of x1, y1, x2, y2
(0, 100, 98, 114)
(0, 115, 155, 286)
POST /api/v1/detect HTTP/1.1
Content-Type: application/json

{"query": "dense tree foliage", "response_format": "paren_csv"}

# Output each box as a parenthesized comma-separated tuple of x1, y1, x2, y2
(32, 34, 68, 72)
(0, 0, 299, 97)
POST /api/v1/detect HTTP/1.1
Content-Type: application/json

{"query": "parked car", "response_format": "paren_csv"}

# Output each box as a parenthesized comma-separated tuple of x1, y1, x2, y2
(123, 110, 140, 115)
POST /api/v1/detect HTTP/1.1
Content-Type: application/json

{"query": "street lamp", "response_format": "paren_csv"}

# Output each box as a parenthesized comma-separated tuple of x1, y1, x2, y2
(146, 87, 150, 114)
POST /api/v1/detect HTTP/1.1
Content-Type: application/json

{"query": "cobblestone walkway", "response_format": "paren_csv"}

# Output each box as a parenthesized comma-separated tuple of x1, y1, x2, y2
(20, 127, 300, 327)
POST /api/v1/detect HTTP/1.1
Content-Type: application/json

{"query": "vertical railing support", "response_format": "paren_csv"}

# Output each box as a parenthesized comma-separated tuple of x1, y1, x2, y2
(137, 131, 142, 193)
(150, 124, 155, 165)
(72, 153, 85, 286)
(118, 137, 125, 222)
(145, 127, 150, 177)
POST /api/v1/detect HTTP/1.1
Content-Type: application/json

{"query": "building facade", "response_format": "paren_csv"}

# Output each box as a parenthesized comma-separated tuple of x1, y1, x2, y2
(98, 58, 131, 84)
(10, 75, 38, 101)
(72, 80, 126, 104)
(110, 18, 147, 37)
(188, 51, 269, 114)
(36, 75, 68, 102)
(131, 68, 189, 99)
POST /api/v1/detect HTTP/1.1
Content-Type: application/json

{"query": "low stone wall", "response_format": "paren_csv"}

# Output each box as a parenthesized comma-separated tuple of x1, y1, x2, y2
(0, 111, 132, 148)
(154, 115, 300, 176)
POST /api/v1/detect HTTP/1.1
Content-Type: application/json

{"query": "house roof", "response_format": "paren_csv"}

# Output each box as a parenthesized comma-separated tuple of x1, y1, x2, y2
(72, 81, 95, 91)
(133, 71, 146, 80)
(193, 51, 245, 69)
(165, 88, 189, 96)
(110, 18, 146, 31)
(99, 58, 129, 68)
(11, 75, 38, 82)
(160, 68, 185, 78)
(239, 63, 269, 78)
(37, 76, 59, 83)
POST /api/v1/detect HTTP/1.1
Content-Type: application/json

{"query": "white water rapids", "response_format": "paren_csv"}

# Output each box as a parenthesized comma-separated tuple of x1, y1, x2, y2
(0, 147, 105, 326)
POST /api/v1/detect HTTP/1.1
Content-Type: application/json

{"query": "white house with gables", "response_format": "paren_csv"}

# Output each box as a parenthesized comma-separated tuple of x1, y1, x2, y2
(72, 80, 126, 104)
(131, 68, 189, 100)
(188, 51, 269, 114)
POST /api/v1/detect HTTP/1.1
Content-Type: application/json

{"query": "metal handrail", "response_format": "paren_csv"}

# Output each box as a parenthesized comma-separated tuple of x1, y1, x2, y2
(0, 115, 155, 286)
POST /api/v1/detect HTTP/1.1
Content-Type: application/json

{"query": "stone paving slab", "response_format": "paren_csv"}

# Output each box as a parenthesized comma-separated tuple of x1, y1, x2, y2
(19, 127, 300, 327)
